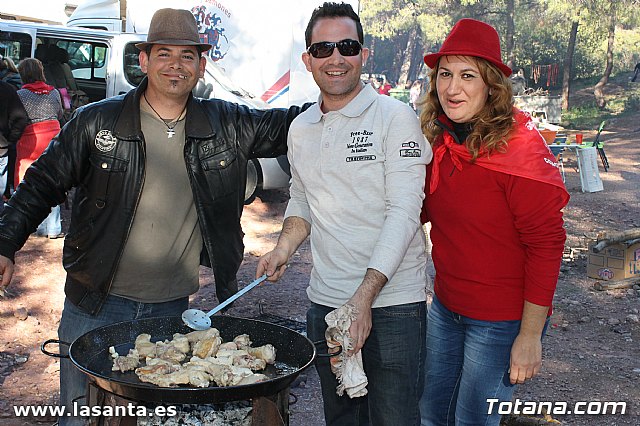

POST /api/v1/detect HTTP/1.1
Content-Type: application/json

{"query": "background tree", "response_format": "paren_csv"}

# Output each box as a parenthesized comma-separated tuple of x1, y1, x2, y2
(562, 15, 580, 110)
(358, 0, 640, 109)
(593, 0, 617, 109)
(360, 0, 450, 84)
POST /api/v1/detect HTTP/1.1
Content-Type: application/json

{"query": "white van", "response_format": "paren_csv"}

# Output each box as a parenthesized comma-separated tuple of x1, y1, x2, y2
(0, 19, 290, 202)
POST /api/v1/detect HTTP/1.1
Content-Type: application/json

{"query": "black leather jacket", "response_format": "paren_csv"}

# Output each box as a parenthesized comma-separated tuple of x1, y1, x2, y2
(0, 81, 28, 155)
(0, 78, 307, 314)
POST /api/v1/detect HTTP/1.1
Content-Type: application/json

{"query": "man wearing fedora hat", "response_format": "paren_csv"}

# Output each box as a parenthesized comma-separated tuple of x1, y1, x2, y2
(418, 18, 568, 425)
(0, 8, 308, 424)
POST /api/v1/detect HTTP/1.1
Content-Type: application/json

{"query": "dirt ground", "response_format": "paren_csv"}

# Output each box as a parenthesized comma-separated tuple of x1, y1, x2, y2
(1, 110, 639, 425)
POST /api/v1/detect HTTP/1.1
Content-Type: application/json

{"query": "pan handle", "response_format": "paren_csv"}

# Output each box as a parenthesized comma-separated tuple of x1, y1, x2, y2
(312, 340, 343, 358)
(41, 339, 70, 358)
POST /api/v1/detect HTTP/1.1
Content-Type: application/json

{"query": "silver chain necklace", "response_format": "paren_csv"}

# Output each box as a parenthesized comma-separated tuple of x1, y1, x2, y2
(143, 93, 187, 138)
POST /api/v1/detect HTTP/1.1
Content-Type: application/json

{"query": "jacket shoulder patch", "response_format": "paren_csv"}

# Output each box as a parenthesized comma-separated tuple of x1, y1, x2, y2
(95, 130, 117, 152)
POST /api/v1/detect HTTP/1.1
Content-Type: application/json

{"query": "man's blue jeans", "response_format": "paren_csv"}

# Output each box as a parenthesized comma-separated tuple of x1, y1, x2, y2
(420, 296, 548, 426)
(36, 205, 62, 237)
(57, 295, 188, 426)
(307, 301, 426, 426)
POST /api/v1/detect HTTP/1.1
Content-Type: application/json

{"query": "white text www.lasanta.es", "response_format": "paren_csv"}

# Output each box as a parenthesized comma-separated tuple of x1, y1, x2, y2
(487, 398, 627, 415)
(13, 402, 177, 418)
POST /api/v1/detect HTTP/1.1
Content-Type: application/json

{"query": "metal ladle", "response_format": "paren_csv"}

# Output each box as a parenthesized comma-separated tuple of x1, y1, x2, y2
(182, 274, 268, 330)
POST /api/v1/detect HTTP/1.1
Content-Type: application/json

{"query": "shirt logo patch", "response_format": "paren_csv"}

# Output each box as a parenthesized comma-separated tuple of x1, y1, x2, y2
(345, 129, 376, 163)
(346, 155, 376, 162)
(95, 130, 117, 152)
(400, 141, 421, 158)
(347, 130, 373, 153)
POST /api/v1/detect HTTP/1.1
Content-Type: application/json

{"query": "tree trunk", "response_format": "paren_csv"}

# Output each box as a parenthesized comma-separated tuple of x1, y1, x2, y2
(398, 25, 418, 87)
(391, 35, 406, 85)
(562, 17, 579, 110)
(592, 228, 640, 252)
(409, 37, 425, 82)
(368, 37, 376, 76)
(594, 277, 640, 291)
(505, 0, 516, 69)
(594, 1, 616, 110)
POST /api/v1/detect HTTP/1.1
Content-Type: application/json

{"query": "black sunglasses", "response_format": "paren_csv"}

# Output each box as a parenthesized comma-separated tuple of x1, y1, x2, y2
(307, 39, 362, 59)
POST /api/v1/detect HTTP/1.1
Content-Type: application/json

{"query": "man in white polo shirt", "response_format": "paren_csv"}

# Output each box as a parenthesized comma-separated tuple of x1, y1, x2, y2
(256, 3, 432, 425)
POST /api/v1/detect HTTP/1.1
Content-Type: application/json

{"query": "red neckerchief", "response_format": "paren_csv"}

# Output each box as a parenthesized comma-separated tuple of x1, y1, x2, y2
(21, 81, 55, 94)
(429, 109, 569, 204)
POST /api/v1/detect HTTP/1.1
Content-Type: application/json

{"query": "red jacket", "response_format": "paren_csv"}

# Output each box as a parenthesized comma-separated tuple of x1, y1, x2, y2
(378, 83, 392, 96)
(422, 110, 569, 321)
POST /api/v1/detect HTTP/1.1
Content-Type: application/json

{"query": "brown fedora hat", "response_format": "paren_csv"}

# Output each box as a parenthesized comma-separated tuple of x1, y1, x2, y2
(135, 8, 212, 52)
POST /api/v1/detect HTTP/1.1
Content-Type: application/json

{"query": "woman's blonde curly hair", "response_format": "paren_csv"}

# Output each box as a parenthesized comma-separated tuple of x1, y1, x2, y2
(418, 56, 514, 161)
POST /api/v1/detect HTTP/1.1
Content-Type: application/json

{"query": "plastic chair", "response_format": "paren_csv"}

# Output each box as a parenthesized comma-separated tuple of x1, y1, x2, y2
(547, 133, 567, 182)
(591, 120, 609, 171)
(549, 145, 566, 182)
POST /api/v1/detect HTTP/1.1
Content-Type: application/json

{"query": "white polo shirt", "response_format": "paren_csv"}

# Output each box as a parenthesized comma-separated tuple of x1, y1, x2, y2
(285, 84, 433, 308)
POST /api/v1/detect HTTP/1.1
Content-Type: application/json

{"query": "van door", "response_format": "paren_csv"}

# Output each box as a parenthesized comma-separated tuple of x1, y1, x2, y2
(48, 38, 109, 102)
(50, 32, 145, 100)
(109, 33, 147, 96)
(35, 31, 111, 102)
(0, 24, 36, 65)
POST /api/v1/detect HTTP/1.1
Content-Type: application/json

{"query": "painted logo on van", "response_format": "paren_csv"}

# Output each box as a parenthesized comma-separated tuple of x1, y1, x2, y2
(192, 5, 229, 62)
(95, 130, 117, 152)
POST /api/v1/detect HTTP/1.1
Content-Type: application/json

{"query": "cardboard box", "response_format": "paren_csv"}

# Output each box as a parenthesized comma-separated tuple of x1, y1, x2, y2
(587, 240, 640, 281)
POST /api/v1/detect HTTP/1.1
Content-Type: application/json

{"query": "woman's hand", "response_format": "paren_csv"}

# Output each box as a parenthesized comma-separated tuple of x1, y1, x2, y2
(509, 300, 549, 384)
(509, 333, 542, 384)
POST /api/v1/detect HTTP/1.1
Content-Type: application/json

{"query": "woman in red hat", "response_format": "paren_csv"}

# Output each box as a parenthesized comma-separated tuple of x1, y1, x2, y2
(418, 19, 569, 425)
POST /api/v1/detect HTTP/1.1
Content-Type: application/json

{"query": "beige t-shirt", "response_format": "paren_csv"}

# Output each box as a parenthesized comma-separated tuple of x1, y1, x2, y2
(109, 104, 202, 302)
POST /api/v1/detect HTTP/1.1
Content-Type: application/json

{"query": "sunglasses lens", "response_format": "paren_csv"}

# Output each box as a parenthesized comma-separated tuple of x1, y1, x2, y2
(309, 42, 335, 58)
(308, 40, 361, 58)
(337, 40, 361, 56)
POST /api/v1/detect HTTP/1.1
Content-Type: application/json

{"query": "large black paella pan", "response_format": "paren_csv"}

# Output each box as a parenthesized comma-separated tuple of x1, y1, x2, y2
(42, 315, 316, 404)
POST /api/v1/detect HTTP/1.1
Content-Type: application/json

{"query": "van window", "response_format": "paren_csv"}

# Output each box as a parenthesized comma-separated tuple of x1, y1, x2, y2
(124, 42, 144, 87)
(0, 31, 32, 63)
(34, 37, 109, 102)
(55, 40, 108, 79)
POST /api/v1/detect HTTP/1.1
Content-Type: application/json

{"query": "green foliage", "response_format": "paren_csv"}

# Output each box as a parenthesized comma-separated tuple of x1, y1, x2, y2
(359, 0, 640, 90)
(360, 0, 453, 82)
(562, 102, 614, 129)
(359, 0, 639, 129)
(623, 94, 640, 111)
(613, 28, 640, 73)
(561, 75, 640, 129)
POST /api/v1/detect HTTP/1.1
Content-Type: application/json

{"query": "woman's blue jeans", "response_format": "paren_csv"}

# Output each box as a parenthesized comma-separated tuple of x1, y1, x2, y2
(307, 301, 426, 426)
(420, 296, 548, 426)
(57, 295, 188, 426)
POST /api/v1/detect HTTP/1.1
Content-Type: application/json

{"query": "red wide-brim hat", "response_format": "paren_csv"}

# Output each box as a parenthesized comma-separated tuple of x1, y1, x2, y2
(424, 18, 512, 77)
